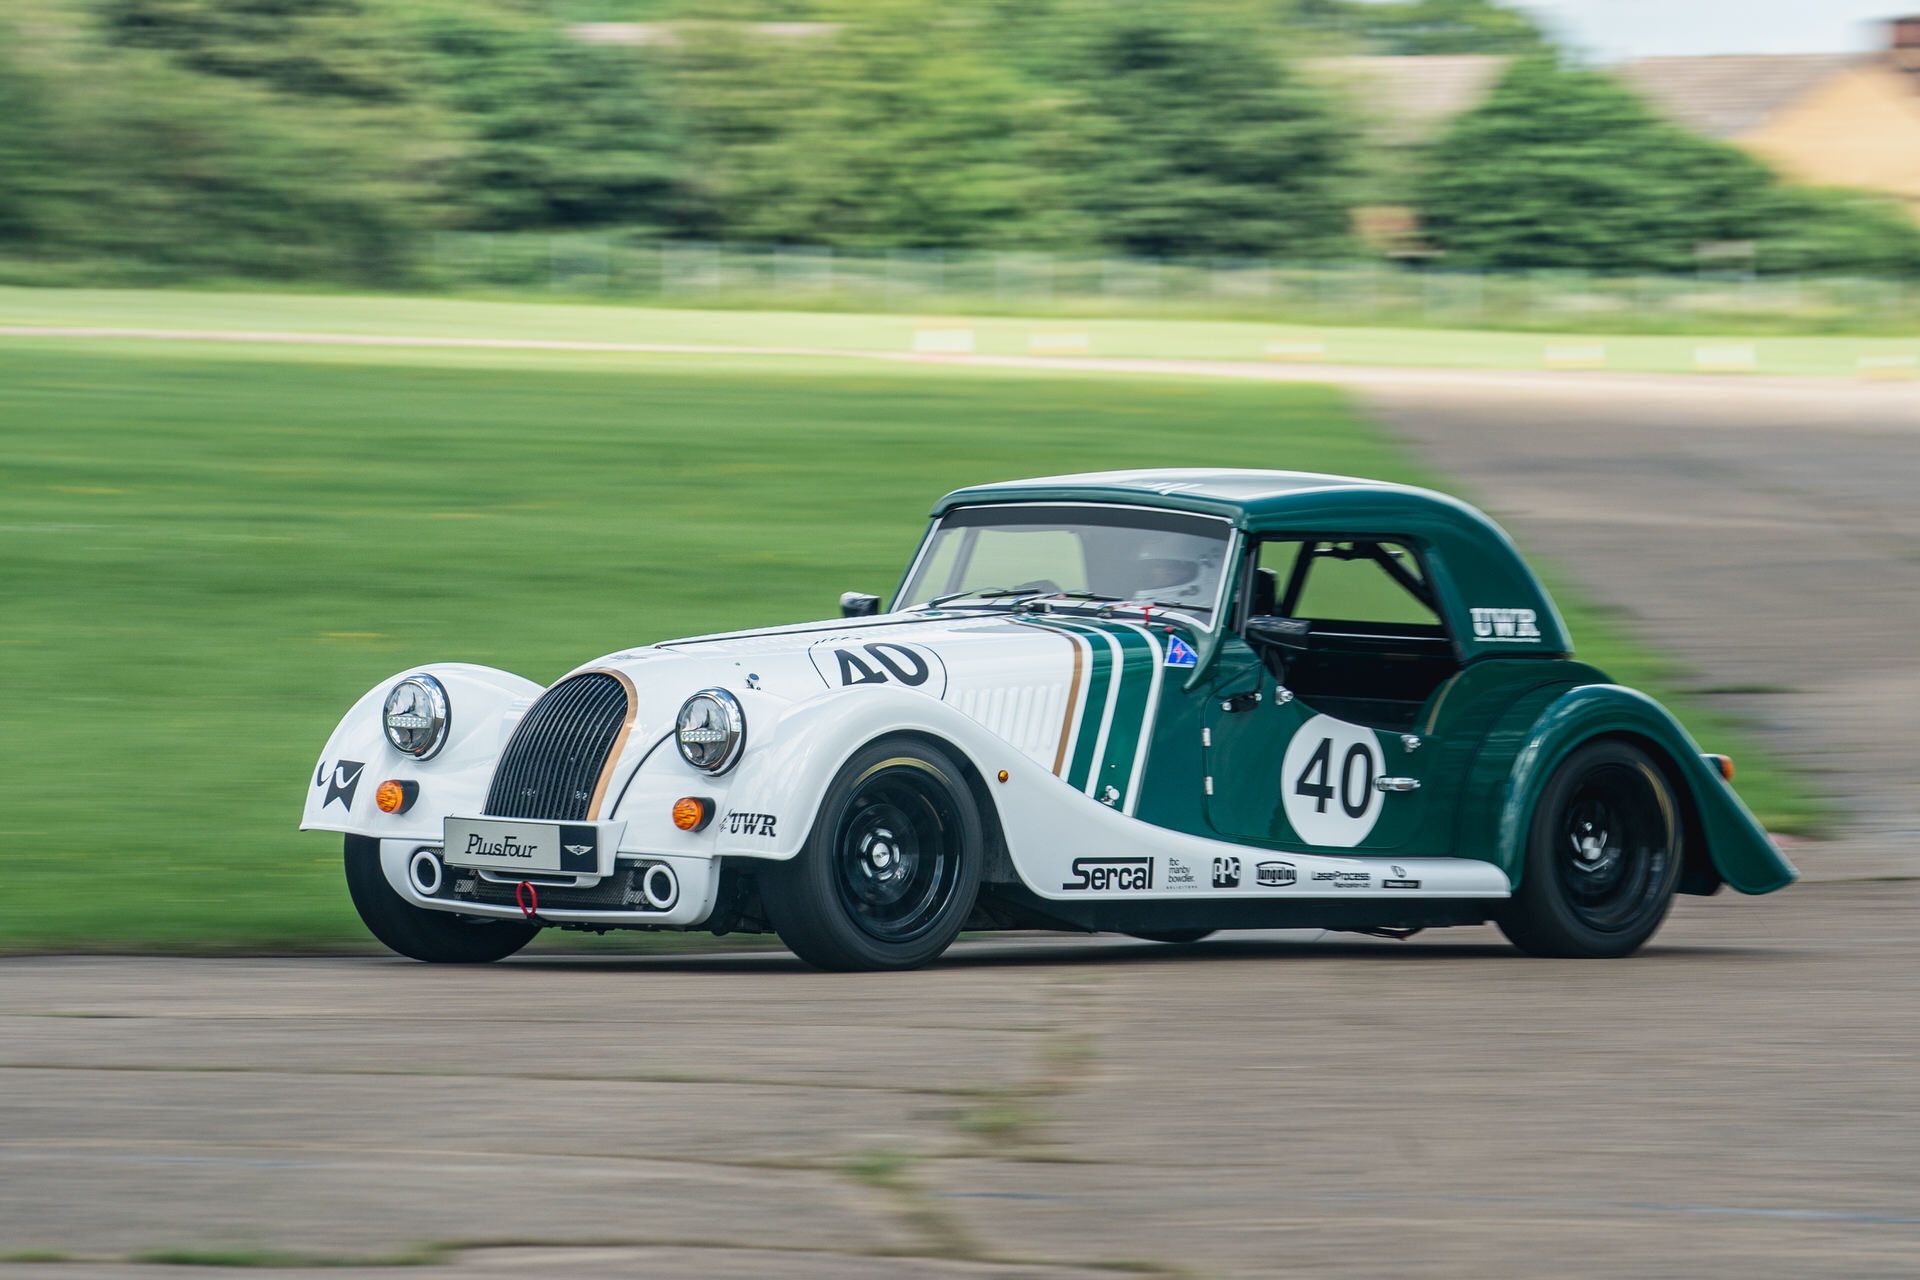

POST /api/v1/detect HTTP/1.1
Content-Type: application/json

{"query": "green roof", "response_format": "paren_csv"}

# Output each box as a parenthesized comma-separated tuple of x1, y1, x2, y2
(931, 469, 1573, 659)
(933, 468, 1469, 526)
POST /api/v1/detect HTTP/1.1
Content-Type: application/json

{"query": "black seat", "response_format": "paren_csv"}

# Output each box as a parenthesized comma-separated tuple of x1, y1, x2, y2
(1243, 616, 1458, 731)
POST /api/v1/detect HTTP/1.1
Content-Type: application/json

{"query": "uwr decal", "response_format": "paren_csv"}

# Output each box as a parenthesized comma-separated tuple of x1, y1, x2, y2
(722, 811, 777, 838)
(1470, 607, 1542, 642)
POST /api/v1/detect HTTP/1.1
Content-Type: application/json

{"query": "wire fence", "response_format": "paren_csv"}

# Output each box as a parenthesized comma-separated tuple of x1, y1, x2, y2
(424, 234, 1920, 334)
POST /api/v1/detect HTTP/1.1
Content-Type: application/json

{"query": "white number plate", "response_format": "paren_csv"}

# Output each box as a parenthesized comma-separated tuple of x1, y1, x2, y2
(443, 817, 621, 877)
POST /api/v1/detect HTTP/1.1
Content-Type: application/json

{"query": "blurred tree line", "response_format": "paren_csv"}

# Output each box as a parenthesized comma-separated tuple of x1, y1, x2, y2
(2, 0, 1916, 285)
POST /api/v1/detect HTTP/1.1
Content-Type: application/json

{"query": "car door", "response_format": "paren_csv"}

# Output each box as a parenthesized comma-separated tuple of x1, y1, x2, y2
(1202, 536, 1450, 855)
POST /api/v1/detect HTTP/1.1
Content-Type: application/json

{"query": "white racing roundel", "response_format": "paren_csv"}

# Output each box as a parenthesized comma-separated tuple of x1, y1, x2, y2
(1280, 714, 1383, 848)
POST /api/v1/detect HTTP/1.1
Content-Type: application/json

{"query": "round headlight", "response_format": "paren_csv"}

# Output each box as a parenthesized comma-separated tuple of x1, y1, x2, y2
(383, 674, 450, 759)
(676, 688, 745, 774)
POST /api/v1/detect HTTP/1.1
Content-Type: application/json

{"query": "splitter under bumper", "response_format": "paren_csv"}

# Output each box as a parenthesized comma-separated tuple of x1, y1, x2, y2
(373, 838, 720, 929)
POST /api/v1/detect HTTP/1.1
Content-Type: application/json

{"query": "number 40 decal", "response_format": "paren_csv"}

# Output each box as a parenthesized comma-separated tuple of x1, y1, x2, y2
(810, 641, 948, 696)
(836, 643, 929, 686)
(1280, 715, 1387, 847)
(1293, 736, 1374, 820)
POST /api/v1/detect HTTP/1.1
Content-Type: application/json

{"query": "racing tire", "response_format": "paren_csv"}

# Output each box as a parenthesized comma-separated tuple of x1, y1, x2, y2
(1126, 930, 1216, 945)
(344, 835, 540, 964)
(763, 738, 984, 972)
(1496, 740, 1683, 959)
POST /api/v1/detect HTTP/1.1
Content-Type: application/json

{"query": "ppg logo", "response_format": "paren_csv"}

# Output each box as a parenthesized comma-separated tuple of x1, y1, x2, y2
(1212, 856, 1241, 889)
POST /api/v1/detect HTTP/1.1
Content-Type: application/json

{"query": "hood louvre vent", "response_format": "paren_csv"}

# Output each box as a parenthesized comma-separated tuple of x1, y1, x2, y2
(483, 672, 631, 821)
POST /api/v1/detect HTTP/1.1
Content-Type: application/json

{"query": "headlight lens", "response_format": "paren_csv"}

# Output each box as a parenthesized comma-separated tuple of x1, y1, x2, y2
(383, 674, 450, 759)
(675, 688, 745, 774)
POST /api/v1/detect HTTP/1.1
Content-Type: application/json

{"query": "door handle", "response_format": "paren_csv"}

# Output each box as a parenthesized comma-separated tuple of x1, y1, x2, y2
(1375, 776, 1421, 792)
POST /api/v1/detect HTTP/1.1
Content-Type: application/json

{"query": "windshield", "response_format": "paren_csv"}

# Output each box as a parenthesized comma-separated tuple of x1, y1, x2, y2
(898, 504, 1233, 626)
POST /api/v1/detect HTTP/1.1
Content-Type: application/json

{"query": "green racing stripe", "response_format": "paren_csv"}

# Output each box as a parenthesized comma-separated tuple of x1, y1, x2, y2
(1028, 618, 1164, 814)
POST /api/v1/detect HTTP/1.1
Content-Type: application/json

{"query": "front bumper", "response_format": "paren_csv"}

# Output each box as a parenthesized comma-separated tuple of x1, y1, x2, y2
(375, 838, 720, 928)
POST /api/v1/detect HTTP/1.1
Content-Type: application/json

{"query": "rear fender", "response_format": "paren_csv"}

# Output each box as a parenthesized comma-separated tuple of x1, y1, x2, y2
(299, 664, 543, 842)
(1495, 684, 1797, 896)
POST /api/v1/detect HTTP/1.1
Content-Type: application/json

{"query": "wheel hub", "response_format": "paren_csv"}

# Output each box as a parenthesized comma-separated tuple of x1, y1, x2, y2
(1570, 818, 1617, 872)
(844, 805, 923, 909)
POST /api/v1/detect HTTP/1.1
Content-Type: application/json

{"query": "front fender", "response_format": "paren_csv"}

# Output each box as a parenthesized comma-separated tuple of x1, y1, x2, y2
(699, 684, 1012, 860)
(1495, 684, 1797, 896)
(299, 663, 543, 841)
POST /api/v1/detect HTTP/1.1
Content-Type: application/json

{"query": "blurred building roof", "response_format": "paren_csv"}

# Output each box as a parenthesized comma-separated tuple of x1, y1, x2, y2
(1314, 39, 1920, 220)
(1614, 54, 1869, 139)
(1308, 55, 1511, 143)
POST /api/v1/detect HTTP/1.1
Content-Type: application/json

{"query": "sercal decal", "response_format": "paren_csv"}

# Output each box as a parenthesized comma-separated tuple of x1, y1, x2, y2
(1469, 607, 1542, 642)
(1062, 857, 1153, 892)
(323, 760, 365, 811)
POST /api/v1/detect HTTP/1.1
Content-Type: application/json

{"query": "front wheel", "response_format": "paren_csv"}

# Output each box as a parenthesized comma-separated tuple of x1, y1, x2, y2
(344, 835, 540, 963)
(763, 738, 984, 971)
(1497, 740, 1682, 959)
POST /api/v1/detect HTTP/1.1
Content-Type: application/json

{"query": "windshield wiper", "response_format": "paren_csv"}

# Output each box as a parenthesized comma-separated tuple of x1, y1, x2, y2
(928, 586, 1050, 608)
(1009, 590, 1123, 612)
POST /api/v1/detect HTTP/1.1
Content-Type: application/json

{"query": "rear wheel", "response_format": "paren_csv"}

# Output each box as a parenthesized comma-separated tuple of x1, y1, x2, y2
(344, 835, 540, 963)
(763, 738, 984, 971)
(1497, 740, 1682, 959)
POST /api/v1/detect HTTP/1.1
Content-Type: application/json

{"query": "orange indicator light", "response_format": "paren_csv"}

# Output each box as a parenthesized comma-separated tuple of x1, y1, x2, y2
(997, 770, 1009, 783)
(1707, 754, 1736, 782)
(375, 779, 417, 814)
(672, 796, 714, 832)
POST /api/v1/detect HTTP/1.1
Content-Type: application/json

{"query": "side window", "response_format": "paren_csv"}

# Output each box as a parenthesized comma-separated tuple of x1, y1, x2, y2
(1256, 539, 1439, 627)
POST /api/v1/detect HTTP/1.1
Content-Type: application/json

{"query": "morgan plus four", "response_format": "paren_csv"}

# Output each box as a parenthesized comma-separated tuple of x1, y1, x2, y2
(302, 469, 1796, 969)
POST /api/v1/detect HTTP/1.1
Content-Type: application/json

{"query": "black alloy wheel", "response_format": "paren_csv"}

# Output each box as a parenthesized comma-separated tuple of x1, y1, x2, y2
(1497, 739, 1683, 959)
(344, 835, 540, 963)
(764, 738, 984, 971)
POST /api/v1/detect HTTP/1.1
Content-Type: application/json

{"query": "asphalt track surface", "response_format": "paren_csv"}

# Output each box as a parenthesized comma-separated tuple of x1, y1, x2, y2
(4, 883, 1919, 1279)
(7, 342, 1920, 1276)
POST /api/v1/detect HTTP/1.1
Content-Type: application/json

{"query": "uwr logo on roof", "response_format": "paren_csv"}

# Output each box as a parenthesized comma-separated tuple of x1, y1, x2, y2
(1470, 607, 1542, 642)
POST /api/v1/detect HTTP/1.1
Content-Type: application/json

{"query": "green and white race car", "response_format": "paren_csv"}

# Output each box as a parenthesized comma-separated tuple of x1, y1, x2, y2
(302, 468, 1795, 969)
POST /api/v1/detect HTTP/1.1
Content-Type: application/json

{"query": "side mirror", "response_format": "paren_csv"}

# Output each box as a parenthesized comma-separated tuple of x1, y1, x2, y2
(840, 591, 881, 618)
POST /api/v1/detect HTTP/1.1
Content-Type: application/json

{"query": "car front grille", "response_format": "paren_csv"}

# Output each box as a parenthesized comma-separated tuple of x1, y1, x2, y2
(483, 671, 632, 821)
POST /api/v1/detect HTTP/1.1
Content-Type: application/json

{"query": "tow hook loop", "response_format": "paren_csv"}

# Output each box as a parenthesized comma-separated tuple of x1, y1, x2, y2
(515, 881, 539, 919)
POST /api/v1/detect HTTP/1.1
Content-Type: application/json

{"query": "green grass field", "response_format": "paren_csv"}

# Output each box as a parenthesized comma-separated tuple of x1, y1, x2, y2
(0, 331, 1817, 953)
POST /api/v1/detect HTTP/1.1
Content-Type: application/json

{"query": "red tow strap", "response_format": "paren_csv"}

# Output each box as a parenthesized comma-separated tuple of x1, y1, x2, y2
(515, 880, 539, 919)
